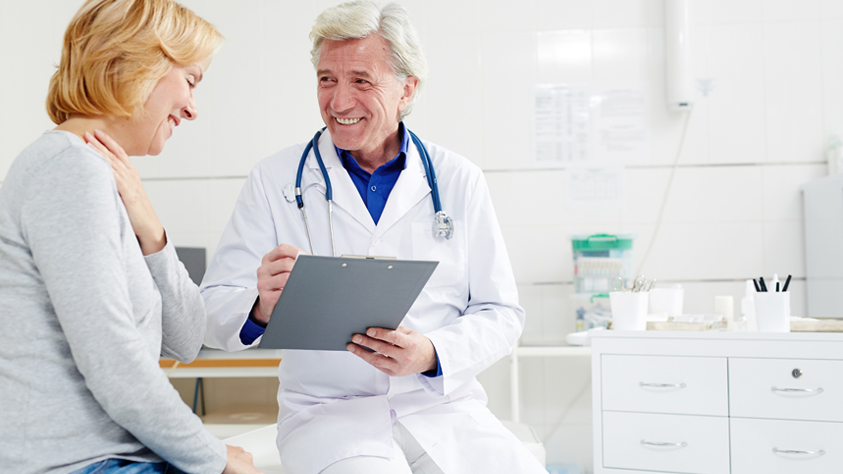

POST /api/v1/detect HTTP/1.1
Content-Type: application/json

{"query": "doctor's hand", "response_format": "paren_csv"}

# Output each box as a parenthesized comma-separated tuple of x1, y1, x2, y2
(347, 326, 438, 377)
(84, 129, 166, 256)
(252, 243, 304, 324)
(223, 444, 263, 474)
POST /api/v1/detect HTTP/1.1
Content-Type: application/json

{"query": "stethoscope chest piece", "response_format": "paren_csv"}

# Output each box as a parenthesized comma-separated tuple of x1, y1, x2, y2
(283, 183, 296, 203)
(435, 211, 454, 240)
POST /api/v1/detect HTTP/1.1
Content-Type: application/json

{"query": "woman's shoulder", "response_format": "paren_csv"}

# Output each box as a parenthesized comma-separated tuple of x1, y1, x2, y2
(12, 131, 111, 181)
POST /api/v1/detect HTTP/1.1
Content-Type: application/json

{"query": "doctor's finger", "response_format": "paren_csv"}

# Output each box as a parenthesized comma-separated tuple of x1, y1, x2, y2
(256, 273, 289, 292)
(263, 243, 304, 263)
(346, 344, 399, 375)
(350, 334, 397, 356)
(259, 257, 295, 277)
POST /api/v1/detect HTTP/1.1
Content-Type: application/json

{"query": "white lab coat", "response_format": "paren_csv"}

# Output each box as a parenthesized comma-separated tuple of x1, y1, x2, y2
(201, 130, 544, 473)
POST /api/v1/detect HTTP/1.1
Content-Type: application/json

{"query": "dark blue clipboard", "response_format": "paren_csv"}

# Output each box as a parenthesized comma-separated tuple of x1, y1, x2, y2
(258, 255, 438, 351)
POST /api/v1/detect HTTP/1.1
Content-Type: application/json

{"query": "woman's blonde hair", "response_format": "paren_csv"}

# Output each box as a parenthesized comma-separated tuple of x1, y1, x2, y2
(47, 0, 222, 124)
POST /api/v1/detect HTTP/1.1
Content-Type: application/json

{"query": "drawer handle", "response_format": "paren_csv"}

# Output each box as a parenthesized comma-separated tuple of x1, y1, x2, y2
(640, 440, 688, 448)
(773, 448, 826, 457)
(771, 386, 824, 394)
(639, 382, 687, 389)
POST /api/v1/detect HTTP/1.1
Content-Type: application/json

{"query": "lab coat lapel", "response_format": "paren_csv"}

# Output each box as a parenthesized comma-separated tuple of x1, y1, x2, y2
(374, 141, 430, 239)
(312, 131, 376, 233)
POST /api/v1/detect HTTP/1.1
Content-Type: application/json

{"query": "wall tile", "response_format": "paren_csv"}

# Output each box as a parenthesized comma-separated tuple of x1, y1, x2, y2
(591, 0, 662, 28)
(537, 31, 593, 85)
(500, 225, 568, 283)
(536, 0, 593, 31)
(763, 220, 806, 278)
(763, 23, 823, 163)
(485, 170, 566, 227)
(821, 22, 843, 142)
(144, 180, 209, 235)
(623, 222, 765, 280)
(821, 0, 843, 19)
(480, 0, 537, 32)
(707, 24, 766, 164)
(480, 32, 536, 170)
(592, 29, 650, 87)
(423, 33, 484, 163)
(691, 0, 763, 24)
(761, 164, 826, 221)
(661, 166, 763, 223)
(763, 0, 821, 22)
(622, 168, 672, 224)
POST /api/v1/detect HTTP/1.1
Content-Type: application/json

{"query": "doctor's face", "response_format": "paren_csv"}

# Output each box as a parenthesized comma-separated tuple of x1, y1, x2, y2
(316, 36, 415, 159)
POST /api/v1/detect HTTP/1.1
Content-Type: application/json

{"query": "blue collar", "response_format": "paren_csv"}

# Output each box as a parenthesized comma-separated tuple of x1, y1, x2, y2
(334, 122, 409, 172)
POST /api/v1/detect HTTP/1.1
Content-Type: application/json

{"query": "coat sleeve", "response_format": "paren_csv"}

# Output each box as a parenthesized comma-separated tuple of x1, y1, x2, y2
(201, 164, 277, 351)
(23, 151, 227, 473)
(419, 169, 525, 397)
(145, 240, 206, 362)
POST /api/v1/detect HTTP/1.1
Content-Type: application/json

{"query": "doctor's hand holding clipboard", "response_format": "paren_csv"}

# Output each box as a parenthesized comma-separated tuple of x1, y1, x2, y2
(252, 243, 439, 377)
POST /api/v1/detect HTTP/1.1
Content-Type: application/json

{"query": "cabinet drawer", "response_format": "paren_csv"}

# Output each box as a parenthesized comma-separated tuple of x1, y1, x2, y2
(729, 358, 843, 421)
(731, 417, 843, 474)
(603, 411, 729, 474)
(601, 355, 728, 416)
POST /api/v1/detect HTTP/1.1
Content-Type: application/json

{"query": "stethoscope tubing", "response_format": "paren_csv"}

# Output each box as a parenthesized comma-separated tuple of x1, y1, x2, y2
(294, 127, 449, 256)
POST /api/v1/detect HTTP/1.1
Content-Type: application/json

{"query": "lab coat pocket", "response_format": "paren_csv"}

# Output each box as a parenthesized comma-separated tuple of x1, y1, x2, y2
(411, 222, 466, 291)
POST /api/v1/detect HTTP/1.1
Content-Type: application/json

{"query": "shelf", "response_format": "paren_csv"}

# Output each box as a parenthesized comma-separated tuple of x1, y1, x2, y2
(514, 345, 591, 357)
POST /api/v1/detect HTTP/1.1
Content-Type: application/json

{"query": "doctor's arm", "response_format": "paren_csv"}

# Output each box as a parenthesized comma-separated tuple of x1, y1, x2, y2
(201, 163, 300, 350)
(416, 173, 524, 395)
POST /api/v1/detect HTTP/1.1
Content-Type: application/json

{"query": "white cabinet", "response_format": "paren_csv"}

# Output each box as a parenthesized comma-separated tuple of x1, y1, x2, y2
(592, 331, 843, 474)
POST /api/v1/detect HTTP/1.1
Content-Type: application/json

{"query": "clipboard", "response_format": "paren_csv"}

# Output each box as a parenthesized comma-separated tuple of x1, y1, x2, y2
(258, 255, 438, 350)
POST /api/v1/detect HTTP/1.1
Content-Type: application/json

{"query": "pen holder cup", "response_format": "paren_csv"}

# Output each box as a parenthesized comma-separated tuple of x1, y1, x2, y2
(610, 291, 649, 331)
(648, 288, 684, 317)
(753, 292, 791, 333)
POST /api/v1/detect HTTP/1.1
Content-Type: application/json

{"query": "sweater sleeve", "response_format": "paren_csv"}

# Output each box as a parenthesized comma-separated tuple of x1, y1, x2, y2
(21, 149, 226, 474)
(145, 240, 207, 362)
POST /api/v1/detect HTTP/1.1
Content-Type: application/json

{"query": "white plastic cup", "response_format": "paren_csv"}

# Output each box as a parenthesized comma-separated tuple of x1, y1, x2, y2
(649, 287, 684, 317)
(610, 291, 649, 330)
(753, 292, 791, 333)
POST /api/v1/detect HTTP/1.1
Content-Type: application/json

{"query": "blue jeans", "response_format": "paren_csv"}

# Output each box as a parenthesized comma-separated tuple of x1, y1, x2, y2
(72, 459, 189, 474)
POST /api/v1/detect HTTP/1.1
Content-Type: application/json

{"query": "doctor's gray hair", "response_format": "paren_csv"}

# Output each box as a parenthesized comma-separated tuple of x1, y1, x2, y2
(310, 0, 428, 121)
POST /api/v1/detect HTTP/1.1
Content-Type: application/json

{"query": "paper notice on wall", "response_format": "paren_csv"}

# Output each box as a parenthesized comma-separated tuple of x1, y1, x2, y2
(593, 88, 649, 163)
(533, 84, 590, 164)
(566, 164, 624, 211)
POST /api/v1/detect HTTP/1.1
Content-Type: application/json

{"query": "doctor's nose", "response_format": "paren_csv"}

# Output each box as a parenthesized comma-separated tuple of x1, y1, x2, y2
(330, 83, 355, 113)
(182, 95, 198, 121)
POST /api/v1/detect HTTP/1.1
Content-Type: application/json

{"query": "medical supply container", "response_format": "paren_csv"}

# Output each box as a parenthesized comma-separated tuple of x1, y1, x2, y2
(570, 293, 611, 331)
(571, 234, 633, 293)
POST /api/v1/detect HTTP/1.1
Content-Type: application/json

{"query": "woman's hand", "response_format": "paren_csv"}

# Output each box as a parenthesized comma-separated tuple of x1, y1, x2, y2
(85, 129, 166, 255)
(223, 445, 264, 474)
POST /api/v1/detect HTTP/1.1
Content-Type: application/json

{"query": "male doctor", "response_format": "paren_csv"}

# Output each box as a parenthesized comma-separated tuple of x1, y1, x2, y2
(201, 1, 546, 473)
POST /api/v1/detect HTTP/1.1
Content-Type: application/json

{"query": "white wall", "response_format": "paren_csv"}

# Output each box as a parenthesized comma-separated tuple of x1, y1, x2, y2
(2, 0, 840, 471)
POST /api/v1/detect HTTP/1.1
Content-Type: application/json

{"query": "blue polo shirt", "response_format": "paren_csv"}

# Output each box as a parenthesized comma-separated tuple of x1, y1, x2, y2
(335, 123, 408, 225)
(238, 125, 441, 376)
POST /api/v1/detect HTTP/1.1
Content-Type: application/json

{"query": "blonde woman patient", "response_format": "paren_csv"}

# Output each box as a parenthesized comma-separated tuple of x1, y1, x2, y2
(0, 1, 261, 473)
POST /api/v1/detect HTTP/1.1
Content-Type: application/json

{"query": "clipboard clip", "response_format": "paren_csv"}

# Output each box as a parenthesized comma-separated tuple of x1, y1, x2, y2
(341, 254, 397, 260)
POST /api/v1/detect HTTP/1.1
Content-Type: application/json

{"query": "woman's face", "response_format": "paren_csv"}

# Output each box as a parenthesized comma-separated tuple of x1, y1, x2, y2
(131, 62, 204, 156)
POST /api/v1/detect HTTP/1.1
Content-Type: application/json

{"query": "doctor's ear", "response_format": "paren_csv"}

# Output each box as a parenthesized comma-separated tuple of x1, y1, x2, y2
(400, 76, 419, 104)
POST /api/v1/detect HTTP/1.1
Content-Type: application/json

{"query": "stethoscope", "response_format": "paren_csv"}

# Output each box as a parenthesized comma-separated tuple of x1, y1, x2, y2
(287, 128, 453, 257)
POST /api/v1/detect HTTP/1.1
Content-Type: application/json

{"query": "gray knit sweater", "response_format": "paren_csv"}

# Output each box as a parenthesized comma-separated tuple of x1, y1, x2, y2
(0, 131, 226, 474)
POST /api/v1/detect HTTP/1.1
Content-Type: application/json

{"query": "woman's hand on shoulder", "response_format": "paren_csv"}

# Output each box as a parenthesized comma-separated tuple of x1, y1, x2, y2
(85, 129, 166, 255)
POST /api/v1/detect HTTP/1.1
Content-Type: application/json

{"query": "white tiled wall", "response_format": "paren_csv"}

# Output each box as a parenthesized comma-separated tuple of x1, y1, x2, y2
(2, 0, 839, 472)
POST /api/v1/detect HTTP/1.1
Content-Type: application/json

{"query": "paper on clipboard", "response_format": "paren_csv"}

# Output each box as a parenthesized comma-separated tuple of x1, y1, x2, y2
(258, 255, 438, 351)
